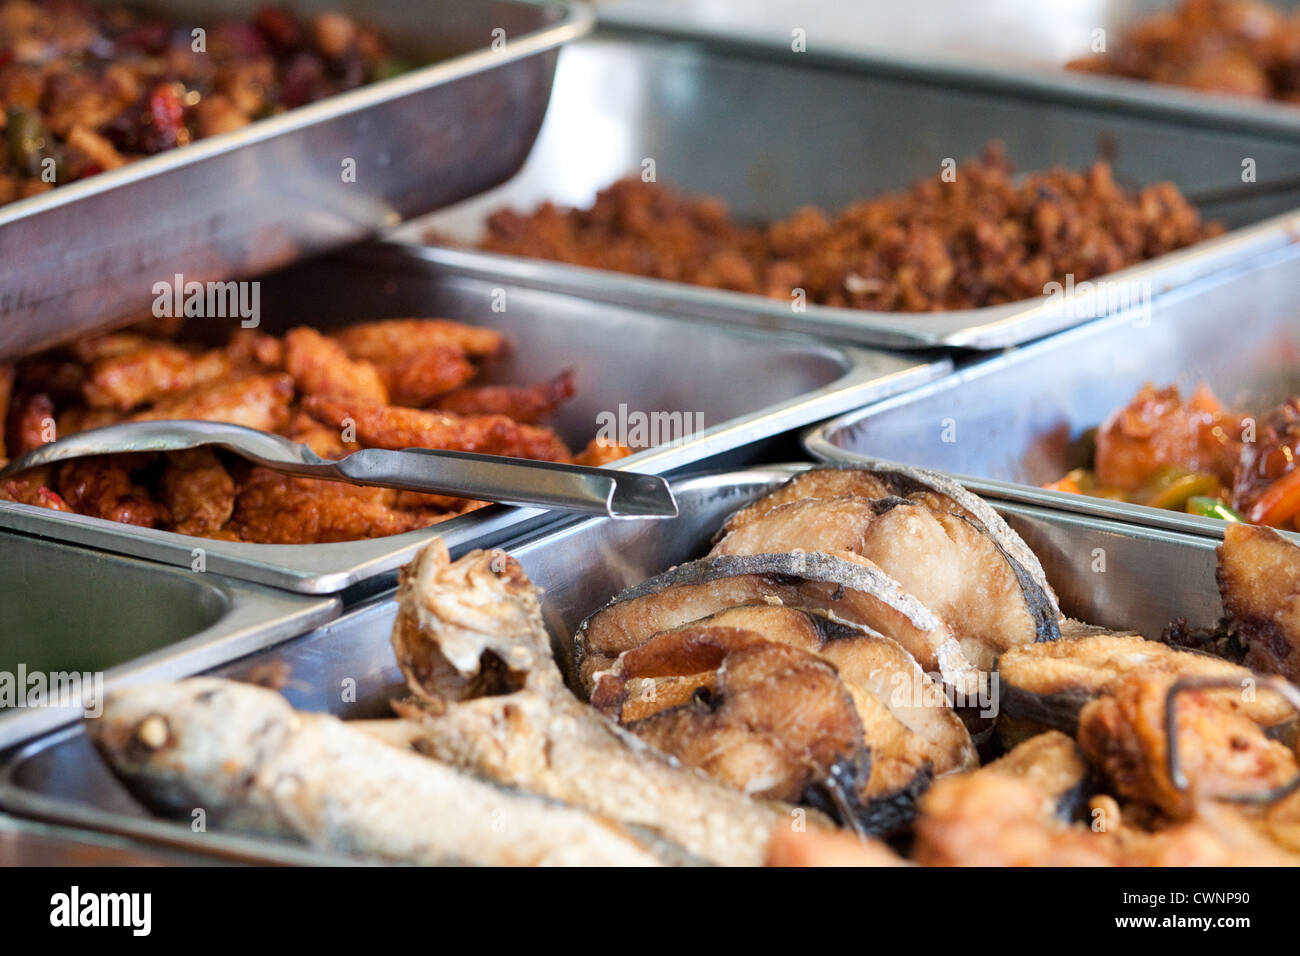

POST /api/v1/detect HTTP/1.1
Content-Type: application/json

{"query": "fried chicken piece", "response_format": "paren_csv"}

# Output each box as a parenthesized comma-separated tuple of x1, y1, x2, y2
(1077, 670, 1297, 820)
(6, 391, 55, 456)
(56, 455, 166, 527)
(0, 467, 71, 512)
(225, 329, 285, 372)
(283, 326, 388, 405)
(159, 448, 235, 536)
(302, 396, 572, 462)
(765, 824, 904, 867)
(333, 318, 505, 362)
(434, 370, 575, 424)
(374, 347, 476, 407)
(913, 772, 1122, 866)
(574, 436, 635, 467)
(132, 373, 294, 434)
(82, 343, 232, 411)
(1094, 383, 1242, 492)
(230, 469, 444, 544)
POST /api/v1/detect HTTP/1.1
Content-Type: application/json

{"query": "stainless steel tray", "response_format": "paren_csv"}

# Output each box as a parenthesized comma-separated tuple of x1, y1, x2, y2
(0, 0, 594, 361)
(0, 243, 948, 594)
(0, 464, 1229, 865)
(596, 1, 1300, 140)
(386, 32, 1300, 350)
(805, 242, 1300, 546)
(0, 529, 338, 751)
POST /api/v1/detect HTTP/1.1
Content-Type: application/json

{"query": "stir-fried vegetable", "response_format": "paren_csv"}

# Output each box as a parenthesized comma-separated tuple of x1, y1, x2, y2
(1186, 496, 1244, 522)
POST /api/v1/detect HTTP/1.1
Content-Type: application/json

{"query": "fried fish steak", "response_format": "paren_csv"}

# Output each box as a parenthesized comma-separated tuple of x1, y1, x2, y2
(619, 632, 871, 804)
(710, 494, 1059, 672)
(574, 550, 971, 696)
(1076, 670, 1298, 820)
(719, 464, 1055, 603)
(593, 605, 976, 789)
(1218, 522, 1300, 683)
(999, 632, 1295, 734)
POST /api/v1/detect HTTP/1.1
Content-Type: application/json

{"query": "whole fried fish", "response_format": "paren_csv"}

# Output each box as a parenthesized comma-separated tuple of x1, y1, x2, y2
(390, 542, 810, 866)
(89, 678, 666, 867)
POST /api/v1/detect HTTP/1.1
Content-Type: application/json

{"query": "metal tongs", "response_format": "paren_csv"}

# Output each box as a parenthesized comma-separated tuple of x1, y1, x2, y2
(0, 420, 678, 520)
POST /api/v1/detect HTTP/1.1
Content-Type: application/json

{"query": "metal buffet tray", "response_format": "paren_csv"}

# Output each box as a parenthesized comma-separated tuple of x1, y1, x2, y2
(0, 0, 594, 360)
(387, 31, 1300, 350)
(804, 242, 1300, 546)
(0, 243, 948, 594)
(0, 530, 338, 751)
(0, 464, 1229, 864)
(595, 0, 1300, 140)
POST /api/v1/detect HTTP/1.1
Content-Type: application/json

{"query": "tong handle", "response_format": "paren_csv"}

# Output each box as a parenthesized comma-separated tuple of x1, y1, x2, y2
(329, 448, 678, 519)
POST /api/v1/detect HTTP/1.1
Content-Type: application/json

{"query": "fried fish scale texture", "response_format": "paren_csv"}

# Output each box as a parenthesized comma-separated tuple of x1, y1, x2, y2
(4, 315, 604, 542)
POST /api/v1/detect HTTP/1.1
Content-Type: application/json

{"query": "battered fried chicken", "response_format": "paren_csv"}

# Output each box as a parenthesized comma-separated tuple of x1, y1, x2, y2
(131, 373, 294, 433)
(158, 448, 235, 536)
(230, 469, 445, 544)
(302, 396, 572, 461)
(372, 347, 476, 407)
(81, 343, 232, 411)
(333, 318, 505, 362)
(435, 370, 576, 424)
(56, 455, 166, 527)
(283, 327, 388, 405)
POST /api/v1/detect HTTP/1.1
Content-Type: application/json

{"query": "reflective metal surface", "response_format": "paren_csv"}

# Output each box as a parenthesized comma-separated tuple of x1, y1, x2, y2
(389, 33, 1300, 350)
(0, 465, 1229, 864)
(805, 244, 1300, 545)
(0, 0, 594, 360)
(0, 245, 946, 593)
(0, 531, 338, 750)
(597, 1, 1300, 139)
(2, 420, 680, 519)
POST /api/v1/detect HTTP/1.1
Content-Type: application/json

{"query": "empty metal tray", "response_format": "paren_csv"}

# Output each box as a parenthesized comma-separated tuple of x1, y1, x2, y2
(0, 529, 338, 750)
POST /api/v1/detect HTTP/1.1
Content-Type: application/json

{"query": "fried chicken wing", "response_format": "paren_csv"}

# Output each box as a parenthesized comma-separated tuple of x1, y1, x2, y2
(132, 373, 294, 433)
(283, 327, 388, 405)
(373, 347, 476, 407)
(56, 455, 166, 527)
(302, 396, 572, 461)
(159, 448, 235, 536)
(333, 318, 505, 362)
(230, 469, 444, 544)
(82, 343, 232, 410)
(434, 370, 575, 423)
